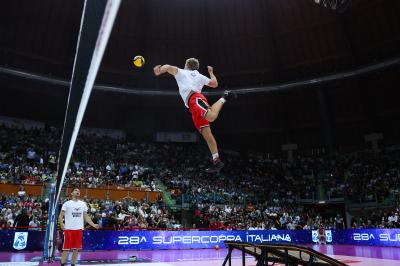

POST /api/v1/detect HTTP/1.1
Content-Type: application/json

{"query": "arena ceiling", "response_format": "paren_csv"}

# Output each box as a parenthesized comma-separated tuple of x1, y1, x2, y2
(1, 0, 399, 91)
(0, 0, 400, 152)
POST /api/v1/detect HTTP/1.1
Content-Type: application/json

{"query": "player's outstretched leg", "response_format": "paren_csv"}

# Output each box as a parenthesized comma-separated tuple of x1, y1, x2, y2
(205, 90, 237, 122)
(202, 90, 237, 173)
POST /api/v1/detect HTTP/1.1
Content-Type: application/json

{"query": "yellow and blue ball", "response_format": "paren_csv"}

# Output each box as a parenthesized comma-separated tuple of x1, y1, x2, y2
(133, 55, 145, 67)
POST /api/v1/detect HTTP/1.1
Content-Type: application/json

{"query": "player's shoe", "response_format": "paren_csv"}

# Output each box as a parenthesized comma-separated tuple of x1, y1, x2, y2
(205, 159, 224, 173)
(222, 90, 237, 102)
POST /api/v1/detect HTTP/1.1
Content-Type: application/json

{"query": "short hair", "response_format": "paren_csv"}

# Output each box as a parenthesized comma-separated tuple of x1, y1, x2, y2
(185, 58, 199, 70)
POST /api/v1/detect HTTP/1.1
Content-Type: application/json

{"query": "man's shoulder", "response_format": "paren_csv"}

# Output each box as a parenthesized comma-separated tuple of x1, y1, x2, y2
(64, 199, 86, 206)
(79, 200, 89, 210)
(76, 200, 88, 206)
(177, 68, 200, 76)
(176, 68, 188, 76)
(62, 200, 72, 206)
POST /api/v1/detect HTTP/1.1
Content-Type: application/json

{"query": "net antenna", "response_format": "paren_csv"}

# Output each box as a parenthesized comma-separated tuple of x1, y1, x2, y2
(43, 0, 121, 261)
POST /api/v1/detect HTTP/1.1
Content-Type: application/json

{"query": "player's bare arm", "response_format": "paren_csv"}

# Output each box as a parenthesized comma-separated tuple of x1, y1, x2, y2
(58, 210, 65, 230)
(207, 66, 218, 88)
(84, 211, 100, 229)
(153, 64, 178, 76)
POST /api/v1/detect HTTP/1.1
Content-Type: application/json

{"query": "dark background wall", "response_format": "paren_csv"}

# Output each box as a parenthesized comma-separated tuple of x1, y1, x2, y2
(0, 0, 399, 152)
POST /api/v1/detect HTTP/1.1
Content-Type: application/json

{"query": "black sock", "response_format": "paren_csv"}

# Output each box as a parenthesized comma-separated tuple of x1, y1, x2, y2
(61, 264, 65, 266)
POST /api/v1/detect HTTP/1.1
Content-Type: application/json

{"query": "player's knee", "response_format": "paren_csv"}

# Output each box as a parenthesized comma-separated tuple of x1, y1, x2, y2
(205, 111, 217, 122)
(201, 128, 210, 137)
(206, 116, 215, 122)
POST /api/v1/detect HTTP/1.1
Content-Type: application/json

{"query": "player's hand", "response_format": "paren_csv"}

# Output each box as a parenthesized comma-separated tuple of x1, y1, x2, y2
(207, 66, 214, 73)
(93, 224, 100, 229)
(153, 65, 162, 76)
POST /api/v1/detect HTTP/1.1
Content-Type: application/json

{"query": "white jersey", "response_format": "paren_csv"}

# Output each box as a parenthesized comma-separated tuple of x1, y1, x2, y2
(174, 68, 210, 107)
(61, 200, 88, 230)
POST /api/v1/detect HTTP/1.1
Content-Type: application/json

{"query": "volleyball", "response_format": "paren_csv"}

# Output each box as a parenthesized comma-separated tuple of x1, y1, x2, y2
(133, 55, 145, 67)
(215, 245, 220, 250)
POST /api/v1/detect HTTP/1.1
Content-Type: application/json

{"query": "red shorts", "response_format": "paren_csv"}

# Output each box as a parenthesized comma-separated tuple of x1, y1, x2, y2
(62, 229, 83, 250)
(188, 93, 210, 132)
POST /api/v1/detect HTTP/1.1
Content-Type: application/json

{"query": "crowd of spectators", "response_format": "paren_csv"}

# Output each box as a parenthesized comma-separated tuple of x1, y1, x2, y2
(0, 193, 180, 231)
(191, 201, 349, 230)
(159, 151, 317, 205)
(2, 192, 400, 231)
(343, 150, 400, 203)
(306, 149, 400, 203)
(0, 125, 316, 204)
(85, 196, 180, 230)
(1, 123, 400, 231)
(350, 209, 400, 229)
(0, 125, 158, 191)
(0, 192, 48, 230)
(2, 124, 399, 205)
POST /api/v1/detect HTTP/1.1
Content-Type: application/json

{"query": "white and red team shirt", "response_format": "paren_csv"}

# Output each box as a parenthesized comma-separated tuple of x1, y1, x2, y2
(174, 68, 210, 108)
(61, 200, 88, 230)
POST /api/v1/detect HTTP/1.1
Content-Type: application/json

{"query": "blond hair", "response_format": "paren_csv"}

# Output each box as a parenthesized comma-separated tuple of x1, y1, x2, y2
(185, 58, 199, 70)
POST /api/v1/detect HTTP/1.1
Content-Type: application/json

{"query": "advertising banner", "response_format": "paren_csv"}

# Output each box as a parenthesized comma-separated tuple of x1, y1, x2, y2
(332, 229, 400, 247)
(1, 229, 400, 251)
(83, 229, 311, 250)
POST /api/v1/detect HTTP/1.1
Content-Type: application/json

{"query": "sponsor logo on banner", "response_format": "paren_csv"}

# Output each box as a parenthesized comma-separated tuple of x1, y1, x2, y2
(13, 232, 28, 250)
(312, 230, 332, 243)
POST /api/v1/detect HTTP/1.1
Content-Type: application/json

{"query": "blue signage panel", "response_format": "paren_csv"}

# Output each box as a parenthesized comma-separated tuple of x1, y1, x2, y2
(1, 229, 400, 251)
(83, 230, 311, 250)
(332, 229, 400, 247)
(0, 230, 45, 251)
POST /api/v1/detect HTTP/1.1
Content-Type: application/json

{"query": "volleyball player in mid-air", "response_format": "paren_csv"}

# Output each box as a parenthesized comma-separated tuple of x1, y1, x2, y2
(154, 58, 237, 173)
